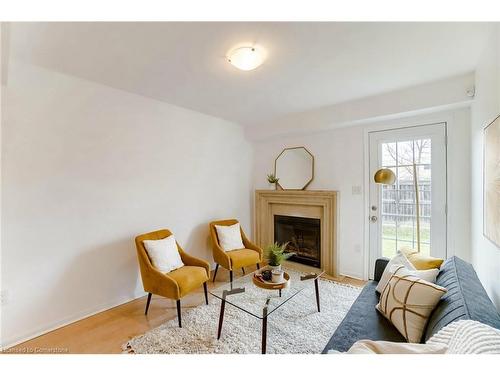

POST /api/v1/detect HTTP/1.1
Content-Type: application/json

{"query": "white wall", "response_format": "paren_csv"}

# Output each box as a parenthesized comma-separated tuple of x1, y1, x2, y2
(247, 73, 474, 140)
(254, 126, 365, 278)
(1, 61, 253, 347)
(0, 24, 5, 348)
(252, 108, 471, 280)
(470, 25, 500, 309)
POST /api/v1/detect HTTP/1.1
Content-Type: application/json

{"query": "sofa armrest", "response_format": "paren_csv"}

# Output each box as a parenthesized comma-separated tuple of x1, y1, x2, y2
(374, 257, 390, 282)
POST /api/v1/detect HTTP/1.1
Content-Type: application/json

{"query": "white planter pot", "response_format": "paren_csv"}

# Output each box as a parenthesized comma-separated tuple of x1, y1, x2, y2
(268, 182, 278, 190)
(271, 270, 284, 283)
(270, 265, 282, 272)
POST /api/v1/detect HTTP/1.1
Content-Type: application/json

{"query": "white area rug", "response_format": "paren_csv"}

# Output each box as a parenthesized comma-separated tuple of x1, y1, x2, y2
(124, 279, 361, 354)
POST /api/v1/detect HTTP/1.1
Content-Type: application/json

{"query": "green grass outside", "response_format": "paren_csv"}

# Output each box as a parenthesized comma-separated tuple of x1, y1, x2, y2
(382, 223, 430, 257)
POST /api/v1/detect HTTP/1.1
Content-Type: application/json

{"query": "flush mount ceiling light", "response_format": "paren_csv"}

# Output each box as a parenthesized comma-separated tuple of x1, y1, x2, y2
(227, 46, 265, 71)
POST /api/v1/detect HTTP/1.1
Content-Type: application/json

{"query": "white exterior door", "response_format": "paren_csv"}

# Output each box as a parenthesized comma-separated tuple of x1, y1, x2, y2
(368, 123, 447, 277)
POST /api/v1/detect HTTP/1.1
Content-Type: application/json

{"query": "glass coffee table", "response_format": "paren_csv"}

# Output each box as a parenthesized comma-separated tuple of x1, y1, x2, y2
(210, 267, 325, 354)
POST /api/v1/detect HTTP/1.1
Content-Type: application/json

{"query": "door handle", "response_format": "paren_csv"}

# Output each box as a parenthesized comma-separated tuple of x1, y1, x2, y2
(370, 215, 378, 223)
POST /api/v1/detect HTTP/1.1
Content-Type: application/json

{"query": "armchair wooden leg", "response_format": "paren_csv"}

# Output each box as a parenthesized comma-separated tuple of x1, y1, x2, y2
(256, 263, 260, 270)
(203, 282, 208, 305)
(230, 270, 233, 283)
(176, 300, 182, 328)
(213, 264, 219, 282)
(144, 293, 152, 315)
(241, 267, 245, 275)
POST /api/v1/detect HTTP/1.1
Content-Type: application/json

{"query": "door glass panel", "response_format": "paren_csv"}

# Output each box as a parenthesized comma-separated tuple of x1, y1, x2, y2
(415, 139, 431, 164)
(397, 141, 414, 166)
(382, 142, 397, 166)
(382, 238, 397, 257)
(380, 138, 432, 257)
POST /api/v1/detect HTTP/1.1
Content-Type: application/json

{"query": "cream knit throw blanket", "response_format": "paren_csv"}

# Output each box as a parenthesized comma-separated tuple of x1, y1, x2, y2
(427, 320, 500, 354)
(330, 320, 500, 354)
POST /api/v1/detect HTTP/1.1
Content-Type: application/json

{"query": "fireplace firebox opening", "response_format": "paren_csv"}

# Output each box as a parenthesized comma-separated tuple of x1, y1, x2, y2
(273, 215, 321, 268)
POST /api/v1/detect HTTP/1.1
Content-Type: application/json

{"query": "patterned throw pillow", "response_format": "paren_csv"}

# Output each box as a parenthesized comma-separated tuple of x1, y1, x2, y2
(376, 274, 447, 343)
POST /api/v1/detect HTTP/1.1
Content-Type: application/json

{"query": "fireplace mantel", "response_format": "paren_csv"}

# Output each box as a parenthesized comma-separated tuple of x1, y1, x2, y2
(254, 190, 338, 276)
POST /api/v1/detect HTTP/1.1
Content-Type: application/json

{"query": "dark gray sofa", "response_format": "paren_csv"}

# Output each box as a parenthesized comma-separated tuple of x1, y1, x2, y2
(322, 256, 500, 353)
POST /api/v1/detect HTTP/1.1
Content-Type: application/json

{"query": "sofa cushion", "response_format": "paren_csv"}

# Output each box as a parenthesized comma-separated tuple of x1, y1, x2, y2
(321, 281, 405, 353)
(425, 256, 500, 341)
(373, 257, 390, 282)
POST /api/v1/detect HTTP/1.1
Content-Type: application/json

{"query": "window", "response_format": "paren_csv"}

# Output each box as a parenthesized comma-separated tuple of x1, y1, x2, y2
(380, 139, 432, 257)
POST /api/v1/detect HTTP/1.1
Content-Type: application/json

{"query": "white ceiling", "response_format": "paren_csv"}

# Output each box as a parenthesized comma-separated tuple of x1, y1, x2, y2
(8, 22, 491, 127)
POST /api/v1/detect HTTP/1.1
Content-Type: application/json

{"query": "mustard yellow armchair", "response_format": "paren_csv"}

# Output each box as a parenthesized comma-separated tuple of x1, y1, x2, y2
(209, 219, 263, 283)
(135, 229, 210, 327)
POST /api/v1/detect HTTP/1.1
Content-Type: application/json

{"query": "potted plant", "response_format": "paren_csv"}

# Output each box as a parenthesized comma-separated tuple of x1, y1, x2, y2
(264, 242, 295, 282)
(266, 173, 279, 190)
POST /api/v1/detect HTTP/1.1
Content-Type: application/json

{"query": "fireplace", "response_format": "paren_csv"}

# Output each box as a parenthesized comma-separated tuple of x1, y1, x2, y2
(274, 215, 321, 268)
(255, 190, 337, 276)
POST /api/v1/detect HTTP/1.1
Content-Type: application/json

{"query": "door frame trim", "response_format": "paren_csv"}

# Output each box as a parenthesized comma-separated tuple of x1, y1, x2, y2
(363, 119, 449, 280)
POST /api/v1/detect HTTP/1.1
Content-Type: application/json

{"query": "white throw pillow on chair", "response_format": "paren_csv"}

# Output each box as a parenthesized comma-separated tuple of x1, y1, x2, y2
(215, 223, 245, 251)
(143, 235, 184, 273)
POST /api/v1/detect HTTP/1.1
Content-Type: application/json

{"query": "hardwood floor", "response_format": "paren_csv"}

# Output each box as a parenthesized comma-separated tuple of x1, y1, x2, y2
(7, 269, 365, 354)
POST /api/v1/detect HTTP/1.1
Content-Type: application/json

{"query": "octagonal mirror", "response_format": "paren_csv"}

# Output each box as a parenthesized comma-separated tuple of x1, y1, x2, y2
(275, 147, 314, 190)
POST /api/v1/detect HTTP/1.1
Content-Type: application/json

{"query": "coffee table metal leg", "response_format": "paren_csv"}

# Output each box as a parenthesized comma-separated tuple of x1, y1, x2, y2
(217, 299, 226, 340)
(261, 315, 267, 354)
(314, 278, 320, 312)
(261, 302, 269, 354)
(216, 288, 245, 341)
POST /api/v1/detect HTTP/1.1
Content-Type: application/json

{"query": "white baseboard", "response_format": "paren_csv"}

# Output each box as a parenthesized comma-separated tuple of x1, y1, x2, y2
(1, 291, 146, 350)
(339, 271, 365, 281)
